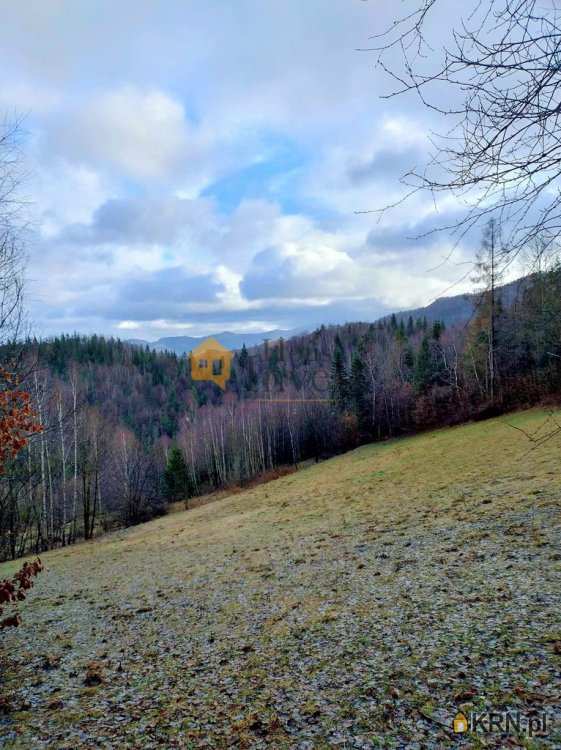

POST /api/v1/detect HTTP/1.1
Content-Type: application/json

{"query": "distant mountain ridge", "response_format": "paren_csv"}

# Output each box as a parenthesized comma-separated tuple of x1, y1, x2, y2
(128, 328, 304, 354)
(127, 275, 530, 355)
(391, 274, 530, 327)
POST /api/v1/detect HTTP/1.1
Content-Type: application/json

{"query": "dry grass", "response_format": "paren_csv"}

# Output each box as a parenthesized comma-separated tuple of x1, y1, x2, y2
(1, 408, 560, 748)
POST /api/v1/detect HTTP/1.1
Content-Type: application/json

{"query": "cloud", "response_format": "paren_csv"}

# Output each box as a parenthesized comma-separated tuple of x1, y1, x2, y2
(26, 185, 477, 341)
(31, 262, 225, 325)
(1, 2, 487, 340)
(62, 196, 217, 246)
(241, 242, 367, 301)
(53, 195, 285, 276)
(117, 267, 224, 310)
(45, 87, 191, 180)
(347, 143, 422, 186)
(31, 162, 109, 235)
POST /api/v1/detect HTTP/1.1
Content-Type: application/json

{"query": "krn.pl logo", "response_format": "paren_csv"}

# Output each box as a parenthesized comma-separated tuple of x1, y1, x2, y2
(453, 712, 468, 733)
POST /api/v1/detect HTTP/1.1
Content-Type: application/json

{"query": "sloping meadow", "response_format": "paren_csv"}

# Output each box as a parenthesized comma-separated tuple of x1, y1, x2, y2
(1, 409, 560, 748)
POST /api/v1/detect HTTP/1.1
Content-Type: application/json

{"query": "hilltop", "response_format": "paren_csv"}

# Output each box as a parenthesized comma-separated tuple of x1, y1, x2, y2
(127, 329, 303, 355)
(384, 274, 531, 328)
(1, 409, 559, 748)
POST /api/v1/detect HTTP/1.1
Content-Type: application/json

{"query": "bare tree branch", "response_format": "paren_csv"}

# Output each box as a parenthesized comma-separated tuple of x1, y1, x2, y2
(370, 1, 561, 255)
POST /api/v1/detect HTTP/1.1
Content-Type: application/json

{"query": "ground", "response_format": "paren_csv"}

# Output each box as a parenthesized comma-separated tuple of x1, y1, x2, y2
(0, 409, 560, 749)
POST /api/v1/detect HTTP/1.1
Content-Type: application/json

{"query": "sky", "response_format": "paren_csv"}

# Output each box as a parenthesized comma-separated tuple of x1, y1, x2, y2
(2, 1, 492, 341)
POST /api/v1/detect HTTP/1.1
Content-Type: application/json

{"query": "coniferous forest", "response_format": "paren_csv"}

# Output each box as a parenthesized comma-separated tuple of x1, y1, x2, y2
(1, 240, 560, 560)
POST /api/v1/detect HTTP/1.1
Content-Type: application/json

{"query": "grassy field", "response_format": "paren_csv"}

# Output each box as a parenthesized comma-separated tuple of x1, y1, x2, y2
(1, 409, 560, 749)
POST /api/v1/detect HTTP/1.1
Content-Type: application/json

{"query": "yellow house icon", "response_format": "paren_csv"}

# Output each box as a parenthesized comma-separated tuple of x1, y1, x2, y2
(189, 338, 232, 390)
(453, 712, 468, 733)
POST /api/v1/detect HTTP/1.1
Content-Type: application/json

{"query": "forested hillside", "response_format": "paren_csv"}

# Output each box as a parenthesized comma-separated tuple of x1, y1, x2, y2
(391, 274, 531, 327)
(1, 256, 560, 561)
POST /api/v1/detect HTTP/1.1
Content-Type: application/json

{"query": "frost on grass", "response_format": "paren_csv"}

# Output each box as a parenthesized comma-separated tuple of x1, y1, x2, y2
(0, 410, 560, 749)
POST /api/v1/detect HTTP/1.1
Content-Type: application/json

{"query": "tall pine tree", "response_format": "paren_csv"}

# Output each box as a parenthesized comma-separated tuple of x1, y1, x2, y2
(414, 336, 433, 394)
(350, 351, 369, 429)
(330, 338, 350, 412)
(164, 446, 190, 504)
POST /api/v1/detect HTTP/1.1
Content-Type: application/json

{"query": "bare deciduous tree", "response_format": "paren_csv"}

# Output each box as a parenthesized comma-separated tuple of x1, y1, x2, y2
(369, 1, 561, 255)
(0, 117, 26, 345)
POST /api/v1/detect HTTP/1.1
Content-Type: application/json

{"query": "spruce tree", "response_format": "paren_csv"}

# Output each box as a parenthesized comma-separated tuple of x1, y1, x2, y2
(238, 343, 249, 370)
(268, 347, 283, 387)
(396, 320, 407, 343)
(403, 344, 415, 372)
(432, 320, 444, 341)
(414, 336, 433, 394)
(350, 351, 369, 428)
(330, 339, 349, 412)
(164, 446, 190, 504)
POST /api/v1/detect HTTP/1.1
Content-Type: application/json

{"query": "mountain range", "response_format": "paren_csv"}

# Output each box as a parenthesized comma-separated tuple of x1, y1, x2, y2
(127, 328, 305, 355)
(128, 275, 528, 354)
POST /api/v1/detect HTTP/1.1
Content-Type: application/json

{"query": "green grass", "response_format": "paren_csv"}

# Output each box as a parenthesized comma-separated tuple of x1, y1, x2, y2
(1, 408, 560, 748)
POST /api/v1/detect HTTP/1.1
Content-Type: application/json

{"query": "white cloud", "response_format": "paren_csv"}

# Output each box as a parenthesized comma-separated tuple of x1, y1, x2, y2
(48, 87, 191, 180)
(0, 2, 485, 339)
(32, 162, 109, 235)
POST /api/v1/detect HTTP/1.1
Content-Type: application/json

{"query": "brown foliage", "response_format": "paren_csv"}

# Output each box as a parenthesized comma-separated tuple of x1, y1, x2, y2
(0, 367, 42, 475)
(0, 558, 43, 629)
